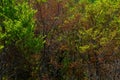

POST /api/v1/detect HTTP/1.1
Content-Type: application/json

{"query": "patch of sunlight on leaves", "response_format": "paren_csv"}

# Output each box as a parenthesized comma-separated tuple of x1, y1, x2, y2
(110, 30, 116, 39)
(79, 45, 90, 53)
(64, 20, 69, 24)
(86, 28, 93, 34)
(100, 37, 109, 46)
(0, 45, 4, 50)
(37, 0, 47, 3)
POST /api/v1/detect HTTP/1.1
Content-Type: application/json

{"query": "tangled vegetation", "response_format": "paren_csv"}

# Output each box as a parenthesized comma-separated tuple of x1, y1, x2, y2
(0, 0, 120, 80)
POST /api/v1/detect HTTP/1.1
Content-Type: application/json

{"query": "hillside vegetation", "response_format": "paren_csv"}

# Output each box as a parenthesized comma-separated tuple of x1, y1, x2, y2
(0, 0, 120, 80)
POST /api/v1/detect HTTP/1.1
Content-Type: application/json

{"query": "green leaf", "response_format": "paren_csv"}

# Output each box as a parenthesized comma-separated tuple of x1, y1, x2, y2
(0, 45, 4, 50)
(37, 0, 47, 3)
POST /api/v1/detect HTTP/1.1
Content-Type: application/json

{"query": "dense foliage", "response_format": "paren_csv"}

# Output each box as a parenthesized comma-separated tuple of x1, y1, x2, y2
(0, 0, 120, 80)
(0, 0, 44, 79)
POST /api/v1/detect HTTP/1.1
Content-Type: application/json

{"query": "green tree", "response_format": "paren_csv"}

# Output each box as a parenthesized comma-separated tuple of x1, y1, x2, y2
(0, 0, 44, 79)
(0, 0, 44, 56)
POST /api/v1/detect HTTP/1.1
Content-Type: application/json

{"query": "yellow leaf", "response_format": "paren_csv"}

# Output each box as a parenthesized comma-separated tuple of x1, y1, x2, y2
(79, 45, 90, 53)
